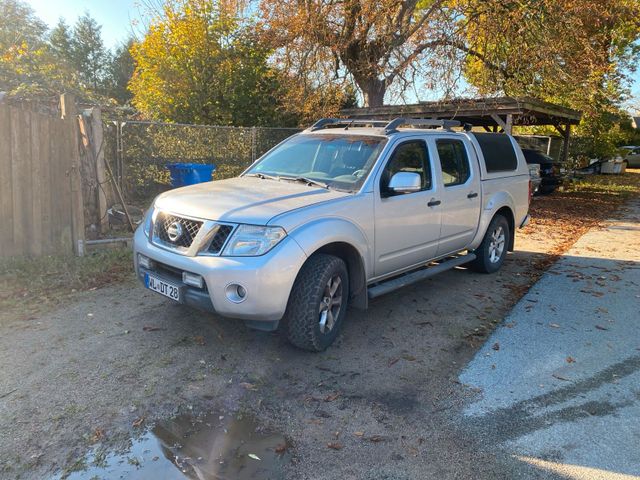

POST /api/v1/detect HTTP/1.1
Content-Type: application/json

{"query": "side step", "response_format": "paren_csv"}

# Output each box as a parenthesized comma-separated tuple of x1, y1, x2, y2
(367, 253, 476, 299)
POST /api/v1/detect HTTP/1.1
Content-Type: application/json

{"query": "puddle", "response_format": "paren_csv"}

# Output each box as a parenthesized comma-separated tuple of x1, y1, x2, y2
(61, 411, 290, 480)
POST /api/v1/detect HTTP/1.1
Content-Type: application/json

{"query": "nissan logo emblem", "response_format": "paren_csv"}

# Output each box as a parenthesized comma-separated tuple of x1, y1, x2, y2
(167, 222, 183, 242)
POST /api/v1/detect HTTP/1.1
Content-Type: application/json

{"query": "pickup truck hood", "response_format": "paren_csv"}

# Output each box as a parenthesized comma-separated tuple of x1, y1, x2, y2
(154, 176, 350, 225)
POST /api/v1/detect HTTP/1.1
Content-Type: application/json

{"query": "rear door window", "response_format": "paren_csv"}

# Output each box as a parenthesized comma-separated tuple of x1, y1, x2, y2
(436, 139, 470, 186)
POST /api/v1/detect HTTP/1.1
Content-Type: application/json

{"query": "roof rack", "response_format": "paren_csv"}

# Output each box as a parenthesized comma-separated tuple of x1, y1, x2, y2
(383, 118, 461, 133)
(308, 118, 390, 131)
(307, 117, 463, 134)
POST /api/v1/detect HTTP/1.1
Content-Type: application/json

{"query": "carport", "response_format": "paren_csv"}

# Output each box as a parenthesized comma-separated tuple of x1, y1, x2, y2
(342, 96, 582, 163)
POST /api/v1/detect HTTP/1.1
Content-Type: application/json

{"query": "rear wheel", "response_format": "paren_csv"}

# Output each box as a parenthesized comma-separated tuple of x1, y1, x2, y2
(470, 214, 510, 273)
(283, 254, 349, 352)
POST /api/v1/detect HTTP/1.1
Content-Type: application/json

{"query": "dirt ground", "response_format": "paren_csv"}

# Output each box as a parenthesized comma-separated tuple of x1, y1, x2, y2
(1, 171, 638, 479)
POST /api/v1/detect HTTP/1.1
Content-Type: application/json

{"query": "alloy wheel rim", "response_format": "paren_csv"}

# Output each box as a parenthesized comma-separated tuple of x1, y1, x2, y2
(319, 275, 343, 333)
(488, 226, 506, 263)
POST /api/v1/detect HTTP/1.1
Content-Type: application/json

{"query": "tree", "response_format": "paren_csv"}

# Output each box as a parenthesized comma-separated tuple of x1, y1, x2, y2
(0, 0, 66, 96)
(259, 0, 459, 107)
(130, 0, 312, 126)
(106, 39, 135, 104)
(460, 0, 640, 158)
(259, 0, 640, 110)
(71, 12, 109, 93)
(49, 18, 73, 60)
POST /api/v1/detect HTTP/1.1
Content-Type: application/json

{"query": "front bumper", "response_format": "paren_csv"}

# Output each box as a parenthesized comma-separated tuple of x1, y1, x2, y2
(133, 226, 307, 325)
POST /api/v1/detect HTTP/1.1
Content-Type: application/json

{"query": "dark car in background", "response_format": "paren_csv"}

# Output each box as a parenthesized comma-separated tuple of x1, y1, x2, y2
(522, 148, 566, 194)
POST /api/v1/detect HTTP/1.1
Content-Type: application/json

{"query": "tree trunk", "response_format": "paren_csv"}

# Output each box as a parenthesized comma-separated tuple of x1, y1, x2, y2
(359, 78, 386, 107)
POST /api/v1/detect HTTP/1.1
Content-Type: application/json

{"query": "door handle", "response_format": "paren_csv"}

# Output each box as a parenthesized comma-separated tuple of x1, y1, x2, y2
(467, 192, 478, 199)
(427, 199, 441, 207)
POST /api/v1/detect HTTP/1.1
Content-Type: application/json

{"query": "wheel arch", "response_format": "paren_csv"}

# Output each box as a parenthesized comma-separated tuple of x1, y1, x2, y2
(311, 242, 367, 310)
(494, 206, 515, 251)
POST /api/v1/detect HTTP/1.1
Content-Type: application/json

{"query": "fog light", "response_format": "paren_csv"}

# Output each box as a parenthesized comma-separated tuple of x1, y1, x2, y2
(182, 271, 204, 289)
(138, 254, 154, 269)
(225, 283, 247, 303)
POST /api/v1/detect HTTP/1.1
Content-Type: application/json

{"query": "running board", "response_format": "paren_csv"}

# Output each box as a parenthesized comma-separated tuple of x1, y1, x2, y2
(367, 253, 476, 299)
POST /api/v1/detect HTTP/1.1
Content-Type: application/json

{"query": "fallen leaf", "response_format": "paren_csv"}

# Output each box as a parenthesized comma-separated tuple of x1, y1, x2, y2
(552, 373, 571, 381)
(239, 382, 258, 391)
(413, 321, 433, 327)
(248, 453, 261, 460)
(595, 325, 608, 331)
(492, 342, 500, 351)
(275, 444, 287, 454)
(193, 335, 205, 346)
(353, 431, 365, 437)
(402, 354, 416, 361)
(566, 356, 575, 363)
(549, 323, 561, 328)
(91, 428, 104, 442)
(324, 392, 340, 402)
(327, 442, 343, 450)
(368, 435, 386, 443)
(388, 357, 399, 367)
(143, 325, 165, 332)
(132, 416, 145, 428)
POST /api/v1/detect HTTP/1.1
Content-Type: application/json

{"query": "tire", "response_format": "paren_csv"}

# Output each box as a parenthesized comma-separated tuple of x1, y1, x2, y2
(283, 254, 349, 352)
(470, 214, 510, 274)
(537, 185, 556, 195)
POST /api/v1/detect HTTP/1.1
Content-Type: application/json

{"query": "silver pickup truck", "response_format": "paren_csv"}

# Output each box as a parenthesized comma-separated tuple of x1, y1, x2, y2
(134, 118, 531, 351)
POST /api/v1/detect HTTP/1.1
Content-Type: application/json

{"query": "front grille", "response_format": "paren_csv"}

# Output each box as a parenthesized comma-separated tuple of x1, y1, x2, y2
(208, 224, 234, 254)
(154, 213, 202, 249)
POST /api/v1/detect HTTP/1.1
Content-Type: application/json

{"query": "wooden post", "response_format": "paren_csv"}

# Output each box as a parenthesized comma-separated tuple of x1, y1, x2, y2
(505, 114, 513, 135)
(490, 114, 512, 134)
(60, 93, 86, 256)
(555, 124, 571, 164)
(90, 108, 109, 231)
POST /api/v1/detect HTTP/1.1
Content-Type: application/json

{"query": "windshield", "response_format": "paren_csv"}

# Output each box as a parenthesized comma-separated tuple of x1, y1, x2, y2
(245, 134, 387, 191)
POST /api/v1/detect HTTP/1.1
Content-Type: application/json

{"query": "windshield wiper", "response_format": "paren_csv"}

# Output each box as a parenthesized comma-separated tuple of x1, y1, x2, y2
(281, 176, 330, 189)
(244, 172, 280, 181)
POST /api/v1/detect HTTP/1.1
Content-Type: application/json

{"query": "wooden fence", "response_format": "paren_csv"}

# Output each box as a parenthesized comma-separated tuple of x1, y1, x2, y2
(0, 96, 85, 257)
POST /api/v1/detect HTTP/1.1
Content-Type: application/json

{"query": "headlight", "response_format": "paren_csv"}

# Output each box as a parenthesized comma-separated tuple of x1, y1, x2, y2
(222, 225, 286, 256)
(142, 205, 155, 238)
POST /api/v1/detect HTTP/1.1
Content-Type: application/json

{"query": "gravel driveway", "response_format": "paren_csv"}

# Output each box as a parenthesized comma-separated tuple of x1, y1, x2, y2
(1, 199, 637, 479)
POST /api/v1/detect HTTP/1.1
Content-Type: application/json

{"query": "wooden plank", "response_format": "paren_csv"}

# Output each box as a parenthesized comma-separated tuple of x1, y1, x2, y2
(0, 105, 14, 256)
(10, 106, 32, 256)
(29, 112, 43, 256)
(58, 117, 73, 252)
(38, 114, 52, 254)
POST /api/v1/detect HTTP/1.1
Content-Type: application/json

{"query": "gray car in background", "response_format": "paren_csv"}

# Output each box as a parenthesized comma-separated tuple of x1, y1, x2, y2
(621, 146, 640, 168)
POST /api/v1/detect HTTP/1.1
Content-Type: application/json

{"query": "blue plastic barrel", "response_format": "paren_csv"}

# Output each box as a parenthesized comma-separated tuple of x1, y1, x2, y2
(166, 163, 216, 187)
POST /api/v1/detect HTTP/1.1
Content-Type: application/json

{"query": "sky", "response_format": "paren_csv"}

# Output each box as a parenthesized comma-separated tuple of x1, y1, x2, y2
(27, 0, 144, 48)
(25, 0, 640, 114)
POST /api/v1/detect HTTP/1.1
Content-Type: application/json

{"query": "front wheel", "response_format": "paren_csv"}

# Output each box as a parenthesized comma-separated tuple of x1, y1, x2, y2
(470, 214, 510, 273)
(283, 254, 349, 352)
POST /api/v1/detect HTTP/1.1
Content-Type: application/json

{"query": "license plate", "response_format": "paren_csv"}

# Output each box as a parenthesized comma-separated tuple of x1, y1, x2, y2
(145, 273, 181, 302)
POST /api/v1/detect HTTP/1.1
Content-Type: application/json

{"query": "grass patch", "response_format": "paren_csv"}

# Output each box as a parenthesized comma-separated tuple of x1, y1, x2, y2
(0, 247, 133, 323)
(569, 169, 640, 198)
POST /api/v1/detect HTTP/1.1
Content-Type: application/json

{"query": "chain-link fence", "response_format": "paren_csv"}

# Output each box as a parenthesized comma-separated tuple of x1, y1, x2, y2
(104, 120, 301, 205)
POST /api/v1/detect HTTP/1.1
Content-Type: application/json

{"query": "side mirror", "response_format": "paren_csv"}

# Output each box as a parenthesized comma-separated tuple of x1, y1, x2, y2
(388, 171, 421, 194)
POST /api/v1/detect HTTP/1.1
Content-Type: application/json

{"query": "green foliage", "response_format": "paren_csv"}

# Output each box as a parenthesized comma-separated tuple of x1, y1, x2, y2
(460, 0, 640, 160)
(116, 121, 299, 201)
(106, 40, 135, 104)
(0, 0, 134, 104)
(70, 13, 109, 93)
(129, 0, 293, 126)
